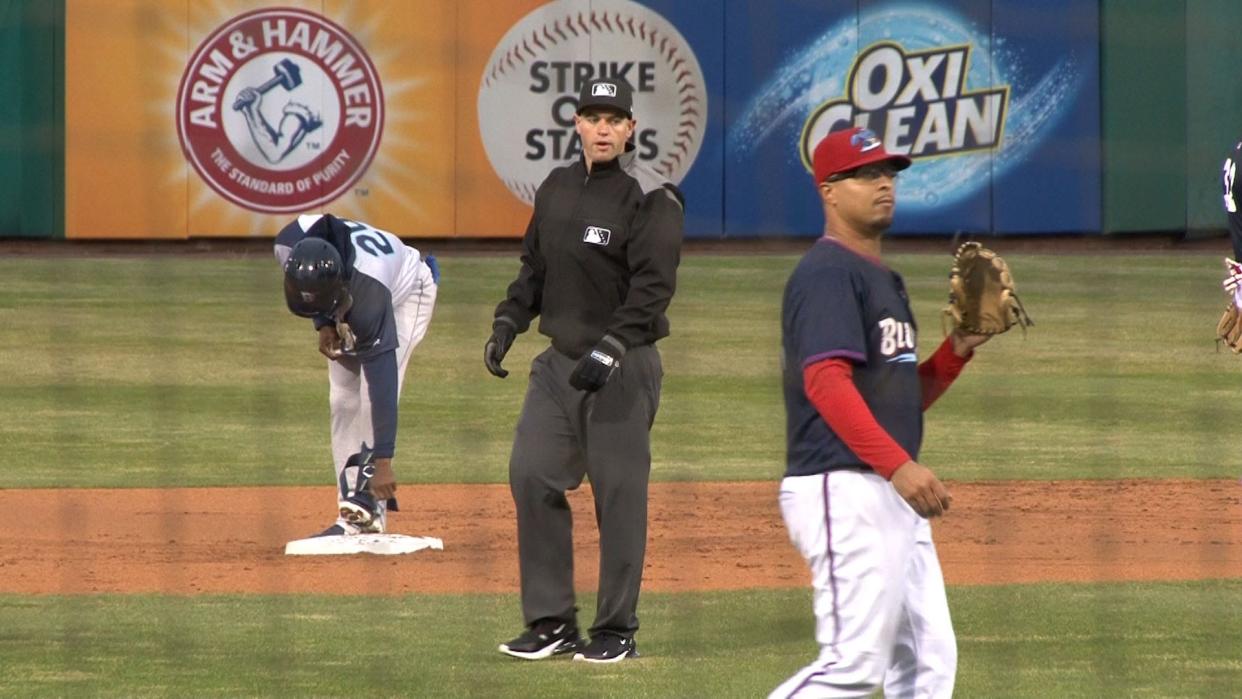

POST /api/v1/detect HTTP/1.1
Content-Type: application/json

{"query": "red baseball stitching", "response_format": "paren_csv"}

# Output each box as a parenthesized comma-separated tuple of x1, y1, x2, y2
(484, 5, 704, 187)
(506, 178, 540, 202)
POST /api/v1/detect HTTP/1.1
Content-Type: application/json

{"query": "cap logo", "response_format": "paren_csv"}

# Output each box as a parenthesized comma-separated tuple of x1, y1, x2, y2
(591, 82, 618, 97)
(300, 292, 316, 302)
(852, 128, 882, 152)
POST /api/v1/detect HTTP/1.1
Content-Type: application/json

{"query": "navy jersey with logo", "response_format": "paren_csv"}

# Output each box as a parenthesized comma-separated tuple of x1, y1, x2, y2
(781, 238, 923, 478)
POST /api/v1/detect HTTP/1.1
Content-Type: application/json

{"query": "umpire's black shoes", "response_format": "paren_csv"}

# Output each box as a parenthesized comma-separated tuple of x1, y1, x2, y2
(572, 633, 639, 664)
(498, 619, 585, 660)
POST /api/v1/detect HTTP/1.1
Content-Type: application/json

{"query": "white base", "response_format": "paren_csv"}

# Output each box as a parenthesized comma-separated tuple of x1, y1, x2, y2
(284, 534, 444, 556)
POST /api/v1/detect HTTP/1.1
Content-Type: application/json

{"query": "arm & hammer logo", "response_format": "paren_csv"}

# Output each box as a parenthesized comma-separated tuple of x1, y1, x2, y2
(176, 8, 384, 214)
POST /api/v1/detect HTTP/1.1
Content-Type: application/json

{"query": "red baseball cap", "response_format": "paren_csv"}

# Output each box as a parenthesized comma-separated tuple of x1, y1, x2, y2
(812, 127, 912, 184)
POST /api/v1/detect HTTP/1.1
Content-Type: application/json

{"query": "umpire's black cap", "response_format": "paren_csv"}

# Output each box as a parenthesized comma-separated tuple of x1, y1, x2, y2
(576, 78, 634, 119)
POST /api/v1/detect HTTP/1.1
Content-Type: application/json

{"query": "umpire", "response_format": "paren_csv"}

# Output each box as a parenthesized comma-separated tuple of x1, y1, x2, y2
(487, 77, 684, 664)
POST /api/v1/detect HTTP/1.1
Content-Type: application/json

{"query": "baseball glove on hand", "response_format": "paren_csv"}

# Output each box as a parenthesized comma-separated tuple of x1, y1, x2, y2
(1216, 304, 1242, 353)
(1216, 258, 1242, 353)
(942, 241, 1033, 336)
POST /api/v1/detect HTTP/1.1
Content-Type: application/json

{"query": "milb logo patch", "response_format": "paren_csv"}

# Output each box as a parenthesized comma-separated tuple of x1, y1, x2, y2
(583, 226, 611, 246)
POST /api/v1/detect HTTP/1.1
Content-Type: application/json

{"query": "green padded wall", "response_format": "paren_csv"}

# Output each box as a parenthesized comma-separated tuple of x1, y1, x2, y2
(0, 0, 64, 238)
(1186, 0, 1242, 231)
(1100, 0, 1186, 234)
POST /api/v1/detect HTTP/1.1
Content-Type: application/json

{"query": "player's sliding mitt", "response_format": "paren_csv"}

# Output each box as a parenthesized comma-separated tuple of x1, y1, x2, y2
(1216, 258, 1242, 353)
(942, 241, 1033, 336)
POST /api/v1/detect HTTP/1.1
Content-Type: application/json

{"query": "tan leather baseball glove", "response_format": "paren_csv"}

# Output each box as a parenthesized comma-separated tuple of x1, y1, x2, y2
(1217, 303, 1242, 353)
(942, 241, 1033, 336)
(1217, 258, 1242, 353)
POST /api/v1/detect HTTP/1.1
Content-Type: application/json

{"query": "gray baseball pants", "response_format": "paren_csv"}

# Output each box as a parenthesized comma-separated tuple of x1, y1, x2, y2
(509, 343, 662, 637)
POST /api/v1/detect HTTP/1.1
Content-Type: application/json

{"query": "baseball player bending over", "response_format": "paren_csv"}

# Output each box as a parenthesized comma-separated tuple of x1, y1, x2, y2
(276, 214, 438, 537)
(772, 128, 990, 698)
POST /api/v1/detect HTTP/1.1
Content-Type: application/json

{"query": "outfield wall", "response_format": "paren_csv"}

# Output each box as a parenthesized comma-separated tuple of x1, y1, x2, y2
(0, 0, 63, 239)
(0, 0, 1235, 239)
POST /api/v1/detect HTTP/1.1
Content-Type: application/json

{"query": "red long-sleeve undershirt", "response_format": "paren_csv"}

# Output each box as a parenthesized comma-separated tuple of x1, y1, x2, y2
(802, 336, 970, 479)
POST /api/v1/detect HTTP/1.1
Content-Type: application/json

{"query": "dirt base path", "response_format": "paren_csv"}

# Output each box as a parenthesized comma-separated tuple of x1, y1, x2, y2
(2, 479, 1238, 595)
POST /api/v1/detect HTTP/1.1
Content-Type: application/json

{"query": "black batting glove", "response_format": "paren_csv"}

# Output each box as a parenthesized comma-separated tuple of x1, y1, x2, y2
(569, 336, 626, 392)
(484, 321, 516, 378)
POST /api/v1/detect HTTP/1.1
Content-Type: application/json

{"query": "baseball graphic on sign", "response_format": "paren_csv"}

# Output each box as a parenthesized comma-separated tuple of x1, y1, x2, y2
(177, 7, 384, 214)
(478, 0, 707, 204)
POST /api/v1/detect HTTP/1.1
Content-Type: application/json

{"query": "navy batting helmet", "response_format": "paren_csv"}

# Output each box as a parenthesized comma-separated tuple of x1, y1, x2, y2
(284, 237, 350, 318)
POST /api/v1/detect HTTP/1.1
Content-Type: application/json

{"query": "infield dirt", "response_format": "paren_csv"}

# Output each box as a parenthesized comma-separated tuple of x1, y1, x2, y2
(2, 479, 1238, 595)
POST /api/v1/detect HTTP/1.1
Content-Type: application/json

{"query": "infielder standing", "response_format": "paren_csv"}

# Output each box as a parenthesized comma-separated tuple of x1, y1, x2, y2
(771, 127, 989, 698)
(276, 214, 438, 537)
(1220, 140, 1242, 293)
(486, 78, 684, 663)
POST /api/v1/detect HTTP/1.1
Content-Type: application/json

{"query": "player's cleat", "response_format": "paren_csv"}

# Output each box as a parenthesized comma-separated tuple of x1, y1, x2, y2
(311, 519, 361, 538)
(339, 493, 384, 533)
(498, 619, 585, 660)
(356, 518, 384, 534)
(313, 524, 347, 537)
(572, 633, 639, 664)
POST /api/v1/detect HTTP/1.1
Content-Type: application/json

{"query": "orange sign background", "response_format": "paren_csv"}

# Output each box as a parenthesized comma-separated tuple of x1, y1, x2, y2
(65, 0, 461, 239)
(452, 0, 547, 238)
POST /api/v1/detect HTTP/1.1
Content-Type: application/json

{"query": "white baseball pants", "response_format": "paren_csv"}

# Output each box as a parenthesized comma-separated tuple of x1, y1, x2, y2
(769, 470, 956, 699)
(327, 262, 437, 496)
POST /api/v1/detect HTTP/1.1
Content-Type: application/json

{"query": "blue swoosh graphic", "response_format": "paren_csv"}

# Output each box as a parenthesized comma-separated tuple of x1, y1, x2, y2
(728, 3, 1085, 211)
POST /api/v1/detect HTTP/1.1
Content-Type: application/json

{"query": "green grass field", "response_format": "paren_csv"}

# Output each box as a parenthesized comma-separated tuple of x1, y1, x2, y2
(2, 582, 1239, 697)
(1, 250, 1240, 696)
(2, 251, 1239, 486)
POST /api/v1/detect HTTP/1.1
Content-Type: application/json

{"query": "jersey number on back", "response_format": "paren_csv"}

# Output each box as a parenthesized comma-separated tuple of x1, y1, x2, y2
(343, 219, 395, 257)
(1225, 156, 1237, 213)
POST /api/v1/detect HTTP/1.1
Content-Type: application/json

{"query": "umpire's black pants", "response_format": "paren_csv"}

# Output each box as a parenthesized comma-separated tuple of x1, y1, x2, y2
(509, 344, 662, 638)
